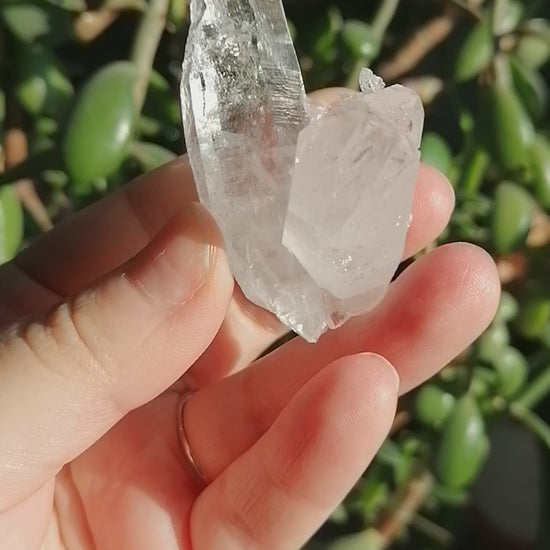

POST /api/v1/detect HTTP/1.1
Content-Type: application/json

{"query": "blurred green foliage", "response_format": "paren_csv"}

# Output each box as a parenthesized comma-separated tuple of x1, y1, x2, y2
(1, 0, 550, 548)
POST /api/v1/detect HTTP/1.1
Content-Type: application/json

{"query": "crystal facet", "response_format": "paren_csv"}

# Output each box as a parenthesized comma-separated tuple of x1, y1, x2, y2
(181, 0, 424, 342)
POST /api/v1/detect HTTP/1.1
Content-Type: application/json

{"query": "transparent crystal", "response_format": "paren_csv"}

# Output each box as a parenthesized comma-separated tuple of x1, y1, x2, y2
(359, 68, 386, 93)
(282, 87, 423, 320)
(181, 0, 424, 342)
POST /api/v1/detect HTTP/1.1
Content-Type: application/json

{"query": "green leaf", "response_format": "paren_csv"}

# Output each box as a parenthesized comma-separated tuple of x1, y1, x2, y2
(0, 186, 24, 264)
(341, 20, 380, 62)
(415, 385, 456, 429)
(128, 141, 177, 172)
(457, 145, 489, 199)
(303, 7, 342, 64)
(516, 18, 550, 69)
(421, 133, 453, 176)
(478, 82, 535, 171)
(435, 395, 489, 489)
(1, 0, 73, 45)
(493, 347, 528, 398)
(529, 135, 550, 209)
(14, 43, 74, 116)
(510, 56, 548, 121)
(491, 182, 533, 255)
(495, 291, 519, 323)
(431, 483, 470, 507)
(143, 70, 180, 126)
(376, 439, 402, 467)
(168, 0, 188, 27)
(516, 296, 550, 340)
(44, 0, 86, 11)
(454, 18, 494, 82)
(62, 61, 138, 194)
(491, 0, 524, 35)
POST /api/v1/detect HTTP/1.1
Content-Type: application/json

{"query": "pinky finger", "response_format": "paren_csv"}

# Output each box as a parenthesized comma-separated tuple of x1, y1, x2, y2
(190, 353, 399, 550)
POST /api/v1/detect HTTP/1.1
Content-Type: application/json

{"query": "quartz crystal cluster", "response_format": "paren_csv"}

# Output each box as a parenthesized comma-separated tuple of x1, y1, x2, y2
(181, 0, 424, 342)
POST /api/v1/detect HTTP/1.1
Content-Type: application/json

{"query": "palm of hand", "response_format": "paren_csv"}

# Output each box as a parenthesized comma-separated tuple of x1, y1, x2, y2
(0, 133, 498, 550)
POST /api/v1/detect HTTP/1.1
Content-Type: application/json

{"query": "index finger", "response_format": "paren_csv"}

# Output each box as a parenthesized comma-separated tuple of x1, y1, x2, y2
(13, 156, 198, 298)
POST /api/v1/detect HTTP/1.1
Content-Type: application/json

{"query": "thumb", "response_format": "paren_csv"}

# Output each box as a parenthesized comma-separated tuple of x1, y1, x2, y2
(0, 203, 233, 510)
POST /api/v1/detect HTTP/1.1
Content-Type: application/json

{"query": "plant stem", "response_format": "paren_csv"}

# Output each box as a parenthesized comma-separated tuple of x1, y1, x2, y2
(345, 0, 400, 89)
(376, 471, 434, 546)
(377, 12, 456, 81)
(371, 0, 400, 41)
(516, 367, 550, 410)
(74, 10, 119, 43)
(390, 410, 411, 434)
(510, 403, 550, 452)
(130, 0, 169, 114)
(411, 514, 454, 547)
(345, 58, 366, 89)
(460, 146, 489, 199)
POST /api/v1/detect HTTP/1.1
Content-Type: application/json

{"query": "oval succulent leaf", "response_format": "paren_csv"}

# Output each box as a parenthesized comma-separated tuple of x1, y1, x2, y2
(62, 61, 138, 193)
(436, 395, 489, 489)
(478, 82, 535, 171)
(421, 132, 453, 176)
(491, 181, 533, 255)
(0, 186, 24, 265)
(454, 18, 494, 82)
(529, 135, 550, 209)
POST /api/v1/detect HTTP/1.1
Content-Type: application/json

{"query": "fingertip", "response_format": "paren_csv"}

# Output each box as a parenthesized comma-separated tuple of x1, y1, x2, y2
(307, 87, 358, 107)
(418, 163, 455, 214)
(190, 348, 400, 550)
(342, 352, 400, 395)
(319, 354, 399, 435)
(387, 242, 501, 392)
(397, 241, 501, 324)
(436, 242, 501, 325)
(190, 202, 234, 290)
(404, 163, 455, 258)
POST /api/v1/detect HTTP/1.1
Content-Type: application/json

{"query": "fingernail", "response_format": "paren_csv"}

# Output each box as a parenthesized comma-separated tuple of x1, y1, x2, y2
(358, 352, 400, 392)
(128, 203, 212, 306)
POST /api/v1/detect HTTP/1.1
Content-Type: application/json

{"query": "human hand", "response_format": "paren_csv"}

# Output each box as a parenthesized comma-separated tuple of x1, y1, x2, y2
(0, 90, 499, 550)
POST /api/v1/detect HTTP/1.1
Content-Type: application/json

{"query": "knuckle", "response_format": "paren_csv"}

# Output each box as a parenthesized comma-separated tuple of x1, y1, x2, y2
(18, 291, 119, 405)
(218, 475, 262, 550)
(264, 438, 312, 506)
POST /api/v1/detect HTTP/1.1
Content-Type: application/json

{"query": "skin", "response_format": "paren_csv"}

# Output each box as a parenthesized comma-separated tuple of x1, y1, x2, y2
(0, 89, 500, 550)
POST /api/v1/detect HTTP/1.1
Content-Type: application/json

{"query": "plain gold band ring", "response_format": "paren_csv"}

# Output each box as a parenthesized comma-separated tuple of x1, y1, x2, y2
(177, 389, 209, 486)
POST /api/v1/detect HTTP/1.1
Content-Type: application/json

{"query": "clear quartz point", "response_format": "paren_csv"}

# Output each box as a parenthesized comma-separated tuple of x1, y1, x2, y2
(181, 0, 424, 343)
(359, 68, 386, 93)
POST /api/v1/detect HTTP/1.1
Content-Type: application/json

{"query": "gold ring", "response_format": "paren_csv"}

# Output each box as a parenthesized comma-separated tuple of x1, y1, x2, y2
(177, 389, 209, 486)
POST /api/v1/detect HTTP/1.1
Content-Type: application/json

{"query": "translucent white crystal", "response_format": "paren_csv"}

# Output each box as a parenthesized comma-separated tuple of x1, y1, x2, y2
(359, 68, 386, 93)
(282, 87, 423, 319)
(181, 0, 424, 342)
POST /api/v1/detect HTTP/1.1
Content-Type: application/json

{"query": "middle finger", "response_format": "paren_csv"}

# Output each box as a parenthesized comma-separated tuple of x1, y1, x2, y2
(181, 243, 500, 480)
